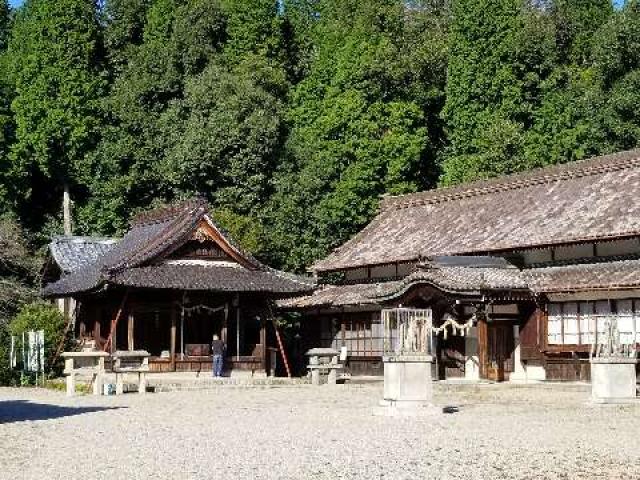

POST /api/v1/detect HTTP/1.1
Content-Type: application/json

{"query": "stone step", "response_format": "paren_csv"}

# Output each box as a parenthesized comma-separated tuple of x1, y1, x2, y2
(146, 377, 310, 392)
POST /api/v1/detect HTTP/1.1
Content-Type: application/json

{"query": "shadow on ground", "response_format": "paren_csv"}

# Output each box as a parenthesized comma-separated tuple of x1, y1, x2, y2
(0, 400, 124, 424)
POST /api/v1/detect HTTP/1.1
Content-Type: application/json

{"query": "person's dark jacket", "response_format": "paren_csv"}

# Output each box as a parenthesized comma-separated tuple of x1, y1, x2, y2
(211, 339, 225, 356)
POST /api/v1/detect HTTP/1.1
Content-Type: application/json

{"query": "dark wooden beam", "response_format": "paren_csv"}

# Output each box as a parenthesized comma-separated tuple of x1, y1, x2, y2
(260, 318, 267, 375)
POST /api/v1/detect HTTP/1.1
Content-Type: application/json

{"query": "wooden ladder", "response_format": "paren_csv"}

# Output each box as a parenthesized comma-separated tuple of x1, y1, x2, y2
(50, 301, 78, 367)
(103, 291, 129, 353)
(267, 301, 291, 378)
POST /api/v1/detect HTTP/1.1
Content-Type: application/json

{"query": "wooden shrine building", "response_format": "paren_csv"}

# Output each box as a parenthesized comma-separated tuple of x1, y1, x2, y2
(42, 199, 313, 375)
(281, 149, 640, 382)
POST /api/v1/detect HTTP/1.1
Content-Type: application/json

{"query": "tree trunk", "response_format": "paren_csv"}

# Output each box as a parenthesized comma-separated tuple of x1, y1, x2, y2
(63, 184, 72, 235)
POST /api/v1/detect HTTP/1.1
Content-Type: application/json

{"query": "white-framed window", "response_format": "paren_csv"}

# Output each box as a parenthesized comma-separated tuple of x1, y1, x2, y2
(547, 303, 563, 345)
(547, 299, 640, 346)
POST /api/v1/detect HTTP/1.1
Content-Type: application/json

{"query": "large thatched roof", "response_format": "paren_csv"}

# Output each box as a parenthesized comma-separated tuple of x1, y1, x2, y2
(313, 149, 640, 273)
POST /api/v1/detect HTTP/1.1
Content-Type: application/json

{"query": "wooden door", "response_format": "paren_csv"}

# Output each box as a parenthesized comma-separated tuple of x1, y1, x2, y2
(484, 323, 515, 382)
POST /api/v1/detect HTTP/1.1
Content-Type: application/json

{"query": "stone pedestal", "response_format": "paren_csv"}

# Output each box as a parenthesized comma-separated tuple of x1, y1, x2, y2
(375, 355, 437, 416)
(590, 357, 638, 404)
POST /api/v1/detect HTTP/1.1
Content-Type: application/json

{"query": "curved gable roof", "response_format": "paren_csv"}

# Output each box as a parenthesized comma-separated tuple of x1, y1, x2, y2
(313, 149, 640, 272)
(42, 199, 313, 297)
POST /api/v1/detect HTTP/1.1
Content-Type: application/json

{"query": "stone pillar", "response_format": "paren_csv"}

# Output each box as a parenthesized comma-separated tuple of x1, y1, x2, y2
(464, 326, 480, 381)
(116, 374, 124, 395)
(327, 355, 339, 385)
(93, 356, 105, 396)
(309, 354, 321, 386)
(139, 372, 147, 395)
(510, 325, 528, 382)
(65, 357, 76, 397)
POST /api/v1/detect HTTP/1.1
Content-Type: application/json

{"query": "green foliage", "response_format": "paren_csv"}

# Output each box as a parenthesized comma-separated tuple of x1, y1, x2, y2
(0, 324, 14, 384)
(102, 0, 152, 75)
(0, 0, 13, 211)
(264, 0, 441, 271)
(590, 1, 640, 150)
(78, 0, 288, 238)
(441, 0, 615, 185)
(0, 0, 640, 276)
(220, 0, 281, 61)
(0, 0, 9, 52)
(213, 208, 267, 258)
(442, 0, 530, 184)
(9, 302, 69, 375)
(552, 0, 613, 65)
(4, 0, 106, 231)
(163, 57, 286, 213)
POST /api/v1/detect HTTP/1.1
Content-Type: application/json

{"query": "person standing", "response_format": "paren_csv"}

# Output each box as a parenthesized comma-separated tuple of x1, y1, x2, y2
(211, 334, 225, 377)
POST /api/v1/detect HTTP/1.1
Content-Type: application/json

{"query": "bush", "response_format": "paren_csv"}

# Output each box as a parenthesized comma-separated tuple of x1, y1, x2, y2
(0, 217, 38, 325)
(8, 302, 71, 378)
(0, 325, 17, 385)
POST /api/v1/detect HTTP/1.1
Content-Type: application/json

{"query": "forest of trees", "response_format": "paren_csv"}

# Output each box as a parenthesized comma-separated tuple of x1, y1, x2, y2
(0, 0, 639, 277)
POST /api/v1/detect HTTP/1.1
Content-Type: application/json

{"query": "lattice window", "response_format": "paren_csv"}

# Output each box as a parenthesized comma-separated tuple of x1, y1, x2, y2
(547, 299, 640, 346)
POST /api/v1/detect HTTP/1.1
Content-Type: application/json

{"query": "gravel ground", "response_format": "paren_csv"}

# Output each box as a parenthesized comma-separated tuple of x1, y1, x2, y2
(1, 383, 639, 480)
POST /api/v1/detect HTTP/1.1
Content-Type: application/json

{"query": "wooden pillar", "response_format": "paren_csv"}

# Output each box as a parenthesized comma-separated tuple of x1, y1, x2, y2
(477, 314, 488, 379)
(170, 306, 177, 371)
(260, 318, 267, 375)
(94, 320, 101, 350)
(235, 294, 241, 361)
(222, 303, 228, 345)
(127, 312, 134, 351)
(79, 314, 87, 340)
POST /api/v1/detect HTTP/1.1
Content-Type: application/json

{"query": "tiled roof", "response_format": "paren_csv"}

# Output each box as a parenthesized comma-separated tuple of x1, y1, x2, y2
(282, 257, 640, 309)
(528, 258, 640, 293)
(49, 236, 117, 273)
(112, 263, 311, 293)
(313, 149, 640, 272)
(42, 199, 314, 297)
(279, 264, 528, 309)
